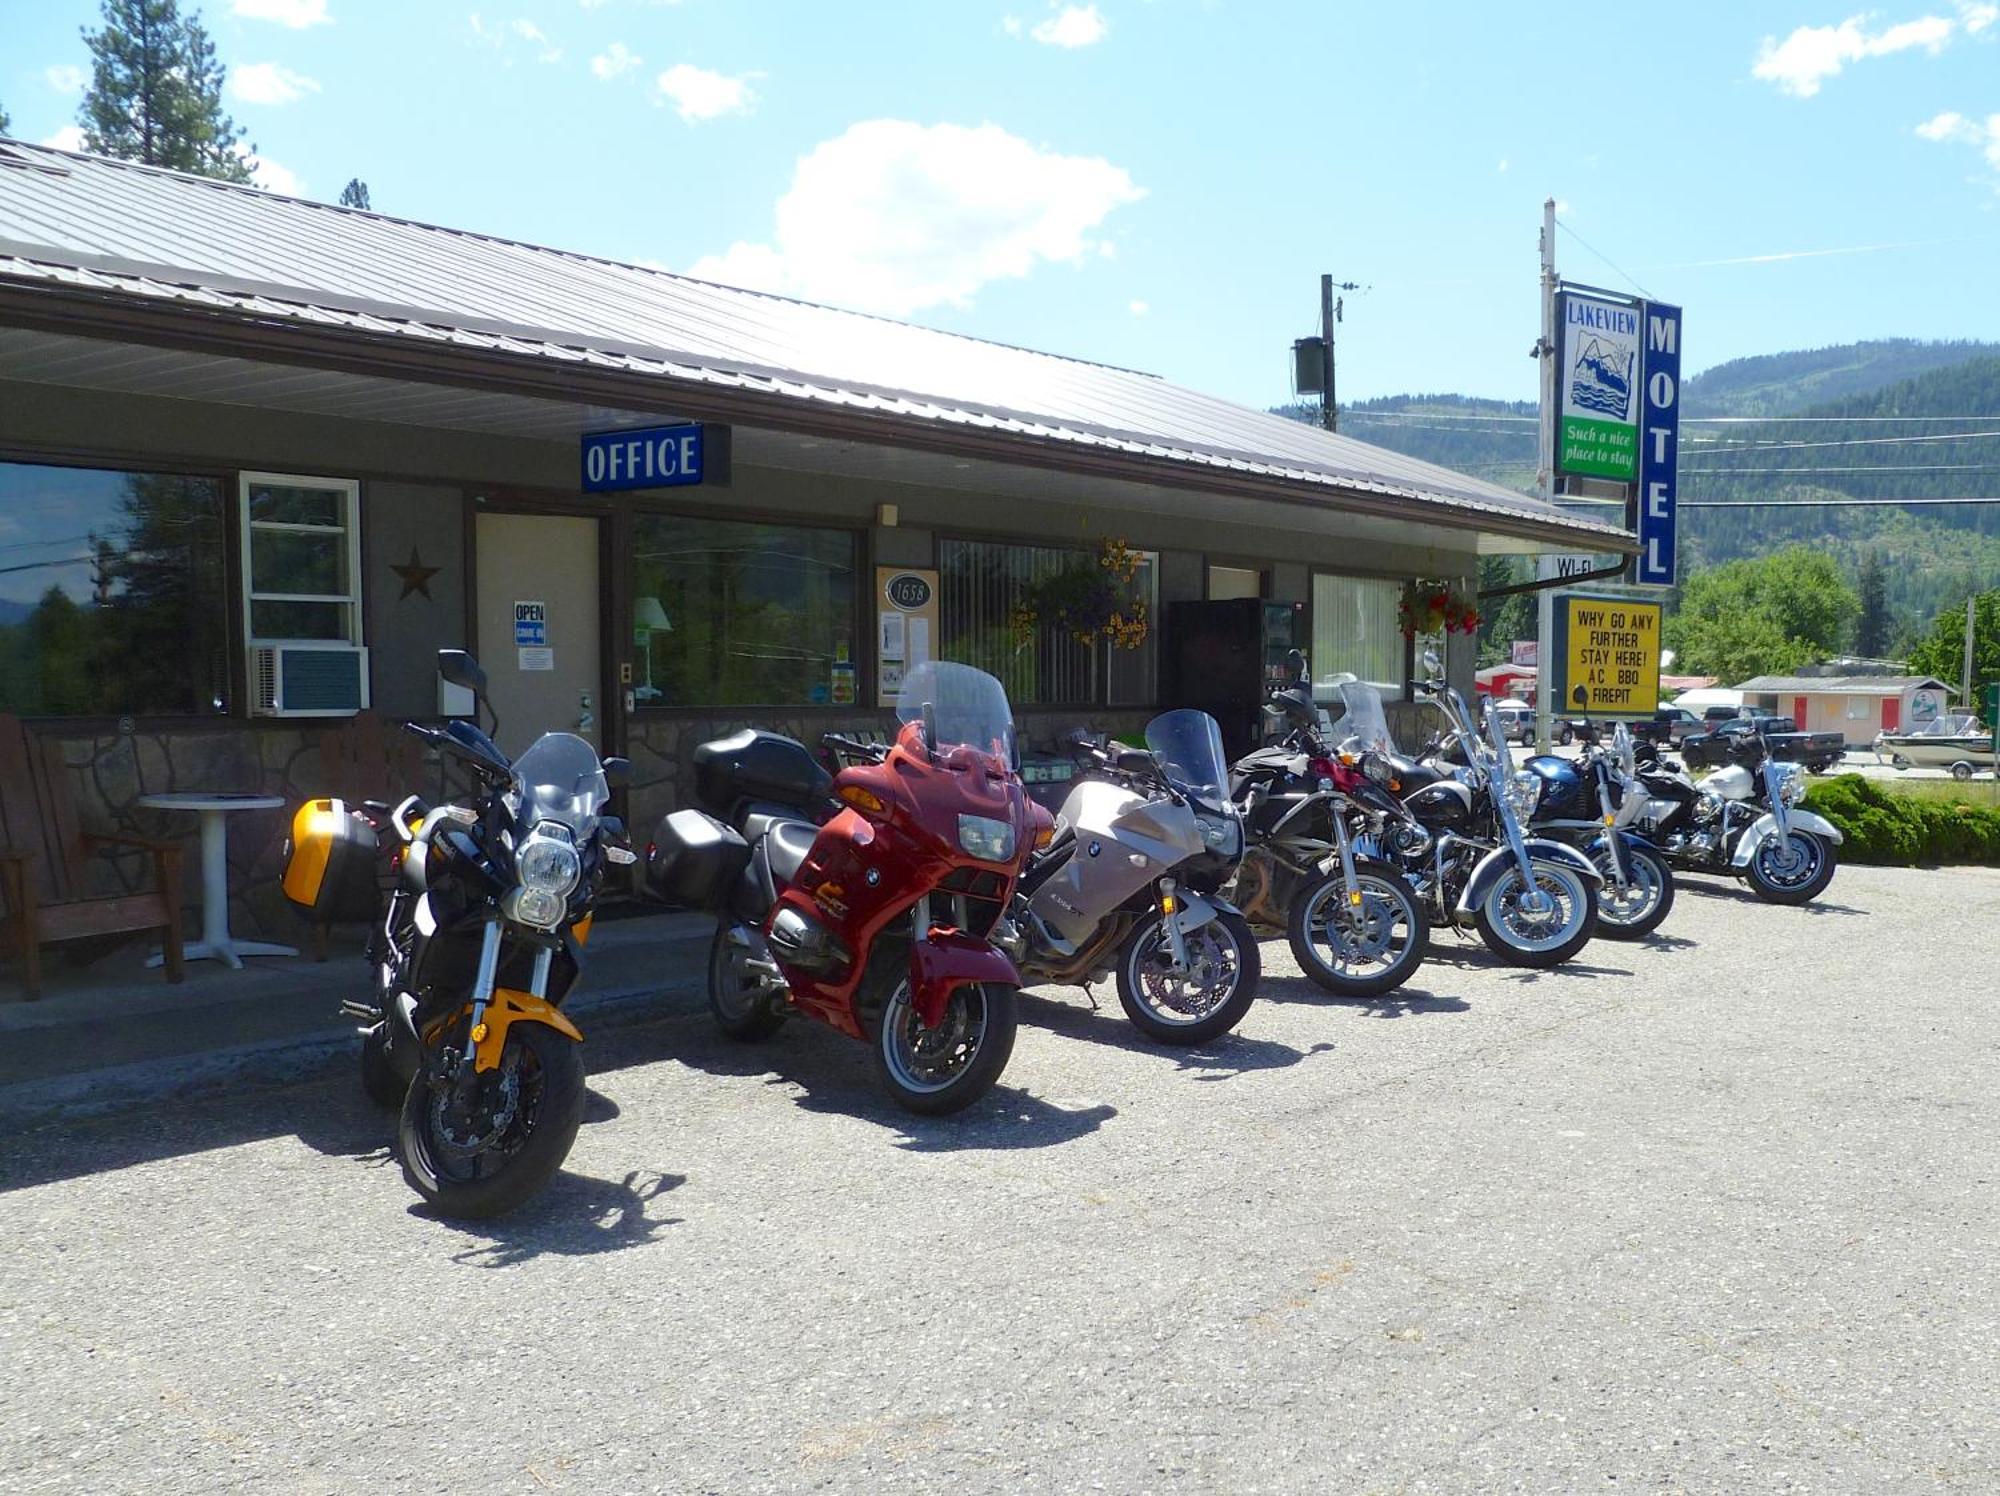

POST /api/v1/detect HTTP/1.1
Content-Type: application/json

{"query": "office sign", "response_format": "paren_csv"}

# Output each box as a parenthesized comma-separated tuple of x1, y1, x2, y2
(1554, 593, 1661, 715)
(1555, 290, 1641, 482)
(581, 423, 705, 492)
(1635, 301, 1682, 586)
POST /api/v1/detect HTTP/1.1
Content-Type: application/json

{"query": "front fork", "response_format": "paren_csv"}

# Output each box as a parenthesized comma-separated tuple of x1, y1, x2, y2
(1157, 878, 1191, 972)
(453, 921, 554, 1087)
(1596, 781, 1630, 888)
(1331, 812, 1365, 910)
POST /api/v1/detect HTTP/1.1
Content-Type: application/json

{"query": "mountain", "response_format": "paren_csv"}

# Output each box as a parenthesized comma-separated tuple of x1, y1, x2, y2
(1680, 339, 2000, 419)
(1283, 341, 2000, 650)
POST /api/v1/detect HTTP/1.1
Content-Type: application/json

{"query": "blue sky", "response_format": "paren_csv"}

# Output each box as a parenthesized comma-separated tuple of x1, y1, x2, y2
(4, 0, 1998, 407)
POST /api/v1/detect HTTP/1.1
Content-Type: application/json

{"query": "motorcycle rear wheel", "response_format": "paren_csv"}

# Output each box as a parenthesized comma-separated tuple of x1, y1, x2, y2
(399, 1021, 586, 1219)
(872, 979, 1017, 1115)
(708, 924, 787, 1041)
(1588, 843, 1675, 941)
(1286, 861, 1427, 997)
(1475, 862, 1597, 968)
(1116, 908, 1260, 1043)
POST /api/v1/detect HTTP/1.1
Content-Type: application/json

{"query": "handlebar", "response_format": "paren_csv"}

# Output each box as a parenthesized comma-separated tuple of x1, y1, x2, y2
(822, 732, 889, 765)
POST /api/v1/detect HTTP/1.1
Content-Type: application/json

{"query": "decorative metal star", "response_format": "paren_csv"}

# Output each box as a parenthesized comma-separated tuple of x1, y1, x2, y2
(391, 546, 441, 602)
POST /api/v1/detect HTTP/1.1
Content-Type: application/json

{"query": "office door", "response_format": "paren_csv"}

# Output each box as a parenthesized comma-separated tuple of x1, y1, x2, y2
(474, 512, 603, 758)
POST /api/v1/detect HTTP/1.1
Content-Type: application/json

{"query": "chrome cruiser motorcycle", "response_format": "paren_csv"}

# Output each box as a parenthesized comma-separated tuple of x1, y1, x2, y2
(1634, 731, 1842, 905)
(1003, 710, 1261, 1044)
(285, 650, 634, 1218)
(1376, 653, 1603, 968)
(1522, 722, 1676, 941)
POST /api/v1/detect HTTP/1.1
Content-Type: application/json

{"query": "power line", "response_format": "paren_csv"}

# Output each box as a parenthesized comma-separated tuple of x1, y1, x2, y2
(1684, 429, 2000, 453)
(1556, 221, 1656, 301)
(1687, 414, 2000, 423)
(1680, 462, 2000, 475)
(1682, 496, 2000, 508)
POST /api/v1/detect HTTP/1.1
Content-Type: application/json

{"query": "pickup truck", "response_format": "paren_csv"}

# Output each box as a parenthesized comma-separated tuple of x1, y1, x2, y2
(1679, 716, 1847, 774)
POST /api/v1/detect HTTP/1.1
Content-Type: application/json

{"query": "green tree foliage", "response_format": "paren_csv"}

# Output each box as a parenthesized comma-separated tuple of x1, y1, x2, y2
(1854, 550, 1891, 657)
(339, 177, 370, 210)
(1663, 546, 1859, 684)
(79, 0, 253, 182)
(1475, 555, 1536, 667)
(1906, 590, 2000, 701)
(0, 98, 12, 135)
(1679, 338, 2000, 418)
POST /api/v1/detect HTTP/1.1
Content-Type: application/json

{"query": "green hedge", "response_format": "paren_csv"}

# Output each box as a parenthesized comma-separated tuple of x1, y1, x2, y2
(1802, 774, 2000, 865)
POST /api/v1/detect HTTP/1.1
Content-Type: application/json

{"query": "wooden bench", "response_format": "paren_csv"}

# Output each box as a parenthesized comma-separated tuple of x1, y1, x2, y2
(0, 715, 184, 1000)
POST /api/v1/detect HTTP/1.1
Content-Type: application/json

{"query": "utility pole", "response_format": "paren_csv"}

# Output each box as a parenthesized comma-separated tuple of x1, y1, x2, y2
(1964, 595, 1977, 709)
(1534, 197, 1560, 756)
(1319, 274, 1363, 433)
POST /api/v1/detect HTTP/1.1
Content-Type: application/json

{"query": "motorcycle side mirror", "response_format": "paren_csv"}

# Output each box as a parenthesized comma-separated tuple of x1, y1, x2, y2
(1571, 683, 1589, 710)
(437, 649, 487, 698)
(601, 755, 632, 789)
(1285, 647, 1308, 687)
(1114, 746, 1156, 777)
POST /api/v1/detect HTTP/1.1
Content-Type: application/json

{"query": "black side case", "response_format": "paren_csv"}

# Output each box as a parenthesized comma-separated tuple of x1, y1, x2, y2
(646, 809, 751, 910)
(692, 730, 831, 818)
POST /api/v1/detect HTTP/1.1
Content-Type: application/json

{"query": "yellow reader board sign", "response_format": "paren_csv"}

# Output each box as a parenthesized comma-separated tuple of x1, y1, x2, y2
(1560, 594, 1661, 714)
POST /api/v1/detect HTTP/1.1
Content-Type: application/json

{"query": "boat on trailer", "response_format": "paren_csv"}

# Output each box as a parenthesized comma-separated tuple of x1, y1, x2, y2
(1874, 713, 1996, 779)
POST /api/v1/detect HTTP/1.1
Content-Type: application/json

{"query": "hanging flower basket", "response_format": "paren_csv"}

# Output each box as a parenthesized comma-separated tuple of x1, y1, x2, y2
(1398, 578, 1481, 639)
(1010, 539, 1151, 650)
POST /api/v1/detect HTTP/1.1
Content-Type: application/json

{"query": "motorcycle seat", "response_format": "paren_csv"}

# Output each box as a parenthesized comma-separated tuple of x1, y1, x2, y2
(761, 819, 820, 888)
(1386, 753, 1444, 791)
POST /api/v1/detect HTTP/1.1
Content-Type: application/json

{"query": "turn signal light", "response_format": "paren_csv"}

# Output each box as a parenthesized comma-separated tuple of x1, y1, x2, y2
(839, 786, 886, 814)
(1034, 823, 1054, 848)
(1160, 894, 1178, 915)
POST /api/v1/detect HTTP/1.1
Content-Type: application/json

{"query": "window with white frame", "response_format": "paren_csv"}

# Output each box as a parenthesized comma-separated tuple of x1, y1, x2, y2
(240, 473, 363, 644)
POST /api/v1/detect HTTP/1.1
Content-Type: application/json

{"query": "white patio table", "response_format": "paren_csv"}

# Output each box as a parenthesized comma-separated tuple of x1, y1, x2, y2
(136, 792, 296, 969)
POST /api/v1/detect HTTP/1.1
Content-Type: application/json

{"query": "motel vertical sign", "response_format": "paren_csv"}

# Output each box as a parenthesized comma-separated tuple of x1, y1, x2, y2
(1635, 303, 1682, 587)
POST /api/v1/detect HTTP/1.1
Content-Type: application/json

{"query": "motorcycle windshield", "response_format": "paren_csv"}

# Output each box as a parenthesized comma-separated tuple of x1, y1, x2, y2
(510, 732, 610, 835)
(1483, 699, 1516, 777)
(1144, 710, 1229, 800)
(896, 660, 1015, 764)
(1323, 678, 1394, 756)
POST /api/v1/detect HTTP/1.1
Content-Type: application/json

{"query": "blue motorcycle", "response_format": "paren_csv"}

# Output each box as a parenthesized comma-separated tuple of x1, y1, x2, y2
(1520, 723, 1675, 942)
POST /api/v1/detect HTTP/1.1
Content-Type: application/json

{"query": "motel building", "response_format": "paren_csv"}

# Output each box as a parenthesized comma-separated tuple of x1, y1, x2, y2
(0, 139, 1631, 976)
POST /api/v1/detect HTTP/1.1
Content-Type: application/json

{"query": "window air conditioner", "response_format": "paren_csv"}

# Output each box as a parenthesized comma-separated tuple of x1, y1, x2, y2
(247, 644, 370, 717)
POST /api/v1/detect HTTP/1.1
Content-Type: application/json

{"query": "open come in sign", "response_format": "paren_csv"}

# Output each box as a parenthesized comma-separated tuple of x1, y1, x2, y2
(1558, 594, 1661, 714)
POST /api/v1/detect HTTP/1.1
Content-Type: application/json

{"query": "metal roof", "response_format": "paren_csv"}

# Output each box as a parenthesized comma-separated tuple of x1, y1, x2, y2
(0, 139, 1631, 550)
(1735, 674, 1948, 695)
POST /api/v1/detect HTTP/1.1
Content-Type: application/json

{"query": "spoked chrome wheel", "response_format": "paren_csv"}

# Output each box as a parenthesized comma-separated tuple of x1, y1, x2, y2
(1116, 909, 1260, 1044)
(1588, 843, 1675, 941)
(1745, 829, 1836, 906)
(1475, 862, 1597, 968)
(873, 980, 1017, 1115)
(1287, 864, 1427, 997)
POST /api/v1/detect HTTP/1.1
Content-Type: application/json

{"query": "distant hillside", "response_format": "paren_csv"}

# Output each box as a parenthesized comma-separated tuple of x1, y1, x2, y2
(1680, 339, 2000, 419)
(1276, 394, 1538, 493)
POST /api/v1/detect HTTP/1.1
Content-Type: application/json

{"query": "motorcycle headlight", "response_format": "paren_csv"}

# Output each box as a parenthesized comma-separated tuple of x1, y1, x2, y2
(516, 828, 582, 898)
(1198, 813, 1241, 855)
(1507, 770, 1543, 818)
(957, 814, 1016, 863)
(503, 885, 568, 931)
(1776, 764, 1806, 806)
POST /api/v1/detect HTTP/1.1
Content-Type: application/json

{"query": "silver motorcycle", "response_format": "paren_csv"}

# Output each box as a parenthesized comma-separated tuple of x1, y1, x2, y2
(1000, 710, 1260, 1044)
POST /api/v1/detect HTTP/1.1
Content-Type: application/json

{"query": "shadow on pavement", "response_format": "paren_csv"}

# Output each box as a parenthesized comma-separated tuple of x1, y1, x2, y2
(1640, 932, 1700, 952)
(1017, 990, 1335, 1082)
(1252, 974, 1471, 1019)
(431, 1169, 687, 1267)
(1675, 879, 1867, 916)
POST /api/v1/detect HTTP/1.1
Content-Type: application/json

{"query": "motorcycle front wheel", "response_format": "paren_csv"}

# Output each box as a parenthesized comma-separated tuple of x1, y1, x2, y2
(1475, 862, 1597, 968)
(1588, 843, 1676, 941)
(872, 980, 1017, 1115)
(399, 1021, 586, 1219)
(1286, 861, 1427, 997)
(1116, 908, 1260, 1044)
(1744, 829, 1837, 905)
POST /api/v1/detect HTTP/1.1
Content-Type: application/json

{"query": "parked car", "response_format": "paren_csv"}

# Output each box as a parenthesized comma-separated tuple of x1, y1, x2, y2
(1682, 716, 1846, 774)
(1635, 707, 1702, 747)
(1492, 699, 1536, 744)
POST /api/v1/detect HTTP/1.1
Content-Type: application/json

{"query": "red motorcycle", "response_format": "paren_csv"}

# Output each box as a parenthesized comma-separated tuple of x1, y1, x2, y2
(647, 661, 1043, 1114)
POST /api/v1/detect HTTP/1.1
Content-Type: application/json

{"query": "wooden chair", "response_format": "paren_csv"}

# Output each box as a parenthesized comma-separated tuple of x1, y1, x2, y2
(0, 714, 184, 1000)
(306, 711, 424, 960)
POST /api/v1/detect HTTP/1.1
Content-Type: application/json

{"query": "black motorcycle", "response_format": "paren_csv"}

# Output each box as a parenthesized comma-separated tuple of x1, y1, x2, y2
(1521, 722, 1676, 941)
(1230, 668, 1429, 998)
(1633, 731, 1843, 905)
(287, 650, 634, 1218)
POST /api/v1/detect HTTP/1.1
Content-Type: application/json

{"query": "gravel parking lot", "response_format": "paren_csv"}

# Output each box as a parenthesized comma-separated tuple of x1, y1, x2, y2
(3, 863, 1997, 1494)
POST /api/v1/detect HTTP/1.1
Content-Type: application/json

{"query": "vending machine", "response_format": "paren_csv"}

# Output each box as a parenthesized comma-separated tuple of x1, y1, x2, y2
(1163, 599, 1304, 763)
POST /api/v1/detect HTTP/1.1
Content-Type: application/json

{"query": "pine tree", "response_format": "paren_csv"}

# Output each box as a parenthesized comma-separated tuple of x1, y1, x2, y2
(338, 178, 371, 210)
(0, 99, 12, 135)
(78, 0, 253, 182)
(1854, 550, 1891, 658)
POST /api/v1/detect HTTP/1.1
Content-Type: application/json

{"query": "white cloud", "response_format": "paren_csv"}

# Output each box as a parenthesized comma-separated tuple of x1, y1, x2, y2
(687, 119, 1145, 317)
(1916, 108, 2000, 170)
(228, 62, 321, 105)
(233, 0, 331, 26)
(45, 64, 86, 94)
(1965, 1, 1999, 30)
(42, 125, 87, 152)
(1753, 10, 1964, 98)
(1032, 4, 1108, 47)
(1001, 15, 1023, 36)
(1496, 157, 1509, 173)
(654, 63, 756, 122)
(470, 15, 563, 64)
(249, 154, 303, 195)
(591, 41, 642, 79)
(1128, 298, 1148, 316)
